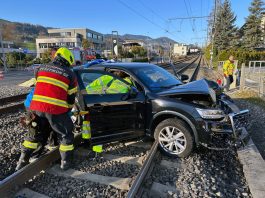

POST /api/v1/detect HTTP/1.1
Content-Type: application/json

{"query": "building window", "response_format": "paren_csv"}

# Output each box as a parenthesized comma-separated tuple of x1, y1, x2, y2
(66, 42, 75, 47)
(92, 34, 97, 39)
(87, 32, 92, 38)
(39, 43, 48, 48)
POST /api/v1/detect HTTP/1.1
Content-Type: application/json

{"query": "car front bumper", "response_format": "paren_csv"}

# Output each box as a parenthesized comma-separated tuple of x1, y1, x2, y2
(199, 109, 250, 150)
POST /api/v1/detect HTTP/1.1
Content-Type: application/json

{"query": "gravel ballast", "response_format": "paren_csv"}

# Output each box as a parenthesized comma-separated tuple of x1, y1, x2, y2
(0, 85, 31, 99)
(104, 142, 148, 157)
(148, 149, 252, 198)
(74, 156, 140, 178)
(0, 111, 26, 180)
(24, 173, 127, 198)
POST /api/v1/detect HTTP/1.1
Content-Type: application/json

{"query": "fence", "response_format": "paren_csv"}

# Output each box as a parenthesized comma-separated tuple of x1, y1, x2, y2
(239, 61, 265, 97)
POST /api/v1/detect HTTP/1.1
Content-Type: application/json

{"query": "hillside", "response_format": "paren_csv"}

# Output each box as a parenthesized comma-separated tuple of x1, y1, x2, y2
(0, 18, 178, 51)
(0, 18, 48, 44)
(104, 33, 178, 50)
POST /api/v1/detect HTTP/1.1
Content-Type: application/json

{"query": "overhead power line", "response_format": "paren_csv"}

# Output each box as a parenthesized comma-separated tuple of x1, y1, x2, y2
(117, 0, 165, 31)
(117, 0, 186, 42)
(168, 16, 210, 21)
(137, 0, 167, 22)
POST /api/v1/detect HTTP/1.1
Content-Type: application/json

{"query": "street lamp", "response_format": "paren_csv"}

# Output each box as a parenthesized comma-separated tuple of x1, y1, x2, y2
(18, 48, 23, 68)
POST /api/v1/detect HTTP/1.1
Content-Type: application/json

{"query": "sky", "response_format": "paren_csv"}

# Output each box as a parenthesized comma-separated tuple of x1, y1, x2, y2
(0, 0, 253, 45)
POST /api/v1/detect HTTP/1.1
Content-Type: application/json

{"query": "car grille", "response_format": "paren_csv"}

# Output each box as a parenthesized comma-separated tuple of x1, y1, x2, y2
(230, 110, 250, 131)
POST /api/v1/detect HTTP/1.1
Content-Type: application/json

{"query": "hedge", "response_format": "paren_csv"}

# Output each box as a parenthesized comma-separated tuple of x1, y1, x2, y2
(204, 45, 265, 68)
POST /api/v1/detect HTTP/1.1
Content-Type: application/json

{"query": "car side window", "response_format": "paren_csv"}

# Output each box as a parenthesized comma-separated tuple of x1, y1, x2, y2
(80, 72, 131, 95)
(107, 69, 143, 92)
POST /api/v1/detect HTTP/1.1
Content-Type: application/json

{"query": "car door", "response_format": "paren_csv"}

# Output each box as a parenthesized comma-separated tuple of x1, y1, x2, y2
(75, 69, 146, 144)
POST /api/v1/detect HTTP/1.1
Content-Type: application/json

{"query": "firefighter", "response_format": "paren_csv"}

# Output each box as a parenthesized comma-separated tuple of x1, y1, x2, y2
(223, 55, 235, 91)
(16, 47, 77, 170)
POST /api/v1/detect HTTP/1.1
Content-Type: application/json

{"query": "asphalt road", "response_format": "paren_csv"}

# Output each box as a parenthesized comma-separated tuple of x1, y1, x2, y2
(0, 71, 34, 86)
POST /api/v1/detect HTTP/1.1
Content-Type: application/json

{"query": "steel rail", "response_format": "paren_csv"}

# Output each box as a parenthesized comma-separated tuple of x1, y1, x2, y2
(189, 55, 202, 82)
(127, 141, 158, 198)
(0, 134, 81, 198)
(0, 94, 28, 106)
(0, 102, 24, 114)
(175, 55, 200, 74)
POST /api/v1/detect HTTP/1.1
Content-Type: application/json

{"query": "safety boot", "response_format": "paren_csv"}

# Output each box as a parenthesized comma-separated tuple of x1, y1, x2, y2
(15, 151, 32, 171)
(60, 150, 73, 171)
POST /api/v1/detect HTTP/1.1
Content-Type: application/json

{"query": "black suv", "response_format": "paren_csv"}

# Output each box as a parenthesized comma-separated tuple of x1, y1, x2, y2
(73, 63, 249, 157)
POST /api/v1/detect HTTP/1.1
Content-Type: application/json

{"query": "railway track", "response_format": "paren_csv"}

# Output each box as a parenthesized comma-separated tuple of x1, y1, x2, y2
(128, 55, 203, 198)
(158, 55, 201, 78)
(0, 139, 153, 197)
(0, 57, 251, 198)
(0, 94, 27, 114)
(0, 56, 203, 198)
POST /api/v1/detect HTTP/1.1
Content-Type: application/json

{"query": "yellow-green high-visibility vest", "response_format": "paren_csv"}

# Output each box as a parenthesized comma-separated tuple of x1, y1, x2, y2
(82, 120, 91, 139)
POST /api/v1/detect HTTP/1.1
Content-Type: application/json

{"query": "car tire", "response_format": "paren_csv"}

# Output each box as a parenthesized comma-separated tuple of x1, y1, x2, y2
(154, 118, 194, 158)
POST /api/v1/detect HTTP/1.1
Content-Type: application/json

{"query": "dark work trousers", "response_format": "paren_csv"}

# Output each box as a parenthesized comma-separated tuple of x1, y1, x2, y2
(34, 112, 74, 145)
(21, 112, 58, 154)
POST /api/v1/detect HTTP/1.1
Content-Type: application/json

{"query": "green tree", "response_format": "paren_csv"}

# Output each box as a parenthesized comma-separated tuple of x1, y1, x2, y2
(82, 38, 90, 49)
(214, 0, 237, 52)
(6, 52, 18, 66)
(131, 46, 147, 58)
(25, 54, 34, 64)
(242, 0, 264, 49)
(41, 49, 52, 64)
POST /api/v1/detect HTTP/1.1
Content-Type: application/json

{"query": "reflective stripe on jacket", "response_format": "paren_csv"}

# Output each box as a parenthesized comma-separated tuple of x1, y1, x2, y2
(30, 64, 77, 114)
(86, 75, 130, 94)
(223, 60, 235, 76)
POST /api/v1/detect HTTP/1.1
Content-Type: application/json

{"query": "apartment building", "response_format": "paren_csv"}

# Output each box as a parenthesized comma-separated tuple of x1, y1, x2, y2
(36, 28, 104, 57)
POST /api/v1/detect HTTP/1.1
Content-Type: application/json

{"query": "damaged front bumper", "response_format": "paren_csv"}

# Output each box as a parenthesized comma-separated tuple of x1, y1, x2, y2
(201, 109, 250, 150)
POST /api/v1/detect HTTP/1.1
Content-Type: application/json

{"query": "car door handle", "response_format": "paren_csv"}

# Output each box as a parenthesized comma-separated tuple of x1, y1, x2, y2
(91, 104, 104, 111)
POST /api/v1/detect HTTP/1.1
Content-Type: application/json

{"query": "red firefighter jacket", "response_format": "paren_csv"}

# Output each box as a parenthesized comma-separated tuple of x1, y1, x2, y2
(30, 64, 77, 114)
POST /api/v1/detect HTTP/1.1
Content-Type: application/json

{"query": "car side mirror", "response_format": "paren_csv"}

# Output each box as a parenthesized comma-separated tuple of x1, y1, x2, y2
(181, 74, 189, 81)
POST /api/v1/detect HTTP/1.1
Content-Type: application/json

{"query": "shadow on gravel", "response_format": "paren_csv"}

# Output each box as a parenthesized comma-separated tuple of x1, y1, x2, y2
(152, 147, 252, 197)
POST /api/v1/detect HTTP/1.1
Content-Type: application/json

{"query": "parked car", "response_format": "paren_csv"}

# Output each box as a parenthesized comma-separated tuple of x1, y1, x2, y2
(25, 64, 43, 72)
(73, 63, 249, 157)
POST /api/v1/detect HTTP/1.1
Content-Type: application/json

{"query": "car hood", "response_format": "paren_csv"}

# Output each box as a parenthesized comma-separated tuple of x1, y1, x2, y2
(157, 79, 212, 96)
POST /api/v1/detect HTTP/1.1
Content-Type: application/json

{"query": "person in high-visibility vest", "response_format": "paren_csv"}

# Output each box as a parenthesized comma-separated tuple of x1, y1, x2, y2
(86, 71, 134, 94)
(16, 47, 77, 171)
(223, 55, 235, 91)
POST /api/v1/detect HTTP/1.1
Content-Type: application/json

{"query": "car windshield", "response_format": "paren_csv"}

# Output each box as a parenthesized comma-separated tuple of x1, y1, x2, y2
(133, 65, 182, 92)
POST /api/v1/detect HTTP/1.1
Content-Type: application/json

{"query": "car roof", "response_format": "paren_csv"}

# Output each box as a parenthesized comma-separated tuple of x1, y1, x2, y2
(92, 62, 157, 70)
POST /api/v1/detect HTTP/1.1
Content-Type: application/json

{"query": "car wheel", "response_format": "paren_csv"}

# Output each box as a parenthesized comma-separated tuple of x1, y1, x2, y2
(154, 118, 194, 158)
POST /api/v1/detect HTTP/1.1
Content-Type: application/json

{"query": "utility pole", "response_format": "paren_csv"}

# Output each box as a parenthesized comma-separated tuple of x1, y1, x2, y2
(210, 0, 217, 69)
(0, 24, 7, 72)
(111, 31, 118, 60)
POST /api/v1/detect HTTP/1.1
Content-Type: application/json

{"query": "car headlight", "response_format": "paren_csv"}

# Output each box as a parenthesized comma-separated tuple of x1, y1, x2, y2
(196, 108, 225, 119)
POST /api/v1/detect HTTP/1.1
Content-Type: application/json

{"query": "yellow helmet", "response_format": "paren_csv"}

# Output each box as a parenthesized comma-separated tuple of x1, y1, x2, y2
(54, 47, 75, 66)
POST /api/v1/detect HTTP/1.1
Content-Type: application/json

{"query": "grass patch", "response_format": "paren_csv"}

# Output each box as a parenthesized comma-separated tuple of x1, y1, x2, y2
(17, 42, 36, 50)
(232, 90, 265, 109)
